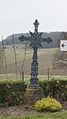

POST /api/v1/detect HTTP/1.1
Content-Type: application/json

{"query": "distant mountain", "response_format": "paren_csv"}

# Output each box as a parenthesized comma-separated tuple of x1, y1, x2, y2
(3, 32, 67, 48)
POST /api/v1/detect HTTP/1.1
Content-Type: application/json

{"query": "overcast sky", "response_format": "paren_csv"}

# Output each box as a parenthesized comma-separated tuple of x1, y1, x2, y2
(0, 0, 67, 40)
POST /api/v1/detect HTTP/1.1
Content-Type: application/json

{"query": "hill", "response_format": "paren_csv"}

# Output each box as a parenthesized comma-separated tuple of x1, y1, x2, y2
(3, 32, 67, 48)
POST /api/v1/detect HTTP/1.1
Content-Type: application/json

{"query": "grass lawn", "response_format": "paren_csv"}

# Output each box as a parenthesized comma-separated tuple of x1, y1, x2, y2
(0, 74, 67, 85)
(0, 111, 67, 119)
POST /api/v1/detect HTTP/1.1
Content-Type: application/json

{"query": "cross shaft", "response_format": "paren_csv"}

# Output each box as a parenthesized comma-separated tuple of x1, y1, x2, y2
(19, 19, 52, 86)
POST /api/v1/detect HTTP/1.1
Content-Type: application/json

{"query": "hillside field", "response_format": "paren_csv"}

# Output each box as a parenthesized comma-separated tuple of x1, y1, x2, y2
(0, 44, 67, 76)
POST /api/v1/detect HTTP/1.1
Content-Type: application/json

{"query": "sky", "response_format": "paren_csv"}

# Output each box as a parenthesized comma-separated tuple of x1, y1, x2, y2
(0, 0, 67, 40)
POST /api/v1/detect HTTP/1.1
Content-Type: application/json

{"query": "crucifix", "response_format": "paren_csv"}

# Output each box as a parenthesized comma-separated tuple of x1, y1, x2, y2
(19, 19, 52, 86)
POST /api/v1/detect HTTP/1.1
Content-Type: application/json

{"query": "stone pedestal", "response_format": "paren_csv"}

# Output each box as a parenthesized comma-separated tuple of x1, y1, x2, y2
(23, 86, 44, 105)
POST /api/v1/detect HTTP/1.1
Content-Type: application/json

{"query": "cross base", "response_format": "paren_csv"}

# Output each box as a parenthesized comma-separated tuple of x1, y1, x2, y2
(23, 85, 44, 105)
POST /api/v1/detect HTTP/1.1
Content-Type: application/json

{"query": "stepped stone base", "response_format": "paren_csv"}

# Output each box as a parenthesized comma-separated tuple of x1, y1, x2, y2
(23, 85, 44, 105)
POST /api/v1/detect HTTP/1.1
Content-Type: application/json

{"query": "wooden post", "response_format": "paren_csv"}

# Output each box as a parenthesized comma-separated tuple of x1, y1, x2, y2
(1, 35, 8, 80)
(12, 34, 18, 80)
(47, 68, 49, 80)
(22, 71, 24, 81)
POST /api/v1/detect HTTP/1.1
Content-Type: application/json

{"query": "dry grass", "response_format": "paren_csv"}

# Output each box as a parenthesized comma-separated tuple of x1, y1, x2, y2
(1, 45, 67, 75)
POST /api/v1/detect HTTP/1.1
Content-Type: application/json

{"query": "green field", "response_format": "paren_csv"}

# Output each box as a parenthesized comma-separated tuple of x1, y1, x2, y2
(1, 44, 67, 75)
(5, 45, 57, 65)
(0, 111, 67, 119)
(5, 44, 32, 64)
(1, 45, 63, 75)
(0, 45, 57, 75)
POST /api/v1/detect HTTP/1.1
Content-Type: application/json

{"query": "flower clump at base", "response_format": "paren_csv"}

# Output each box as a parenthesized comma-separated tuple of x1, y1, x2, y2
(34, 97, 62, 112)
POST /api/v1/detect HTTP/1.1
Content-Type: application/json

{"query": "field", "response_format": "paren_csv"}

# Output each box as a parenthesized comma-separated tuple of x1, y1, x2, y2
(0, 111, 67, 119)
(0, 74, 67, 84)
(1, 44, 67, 76)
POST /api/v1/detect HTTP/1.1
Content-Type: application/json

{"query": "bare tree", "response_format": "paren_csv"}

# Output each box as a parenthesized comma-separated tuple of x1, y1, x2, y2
(20, 41, 28, 80)
(12, 34, 18, 80)
(0, 42, 4, 72)
(1, 35, 8, 79)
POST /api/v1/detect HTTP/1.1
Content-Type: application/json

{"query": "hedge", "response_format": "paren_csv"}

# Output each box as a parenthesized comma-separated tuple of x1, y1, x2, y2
(0, 79, 67, 106)
(0, 81, 27, 106)
(39, 79, 67, 101)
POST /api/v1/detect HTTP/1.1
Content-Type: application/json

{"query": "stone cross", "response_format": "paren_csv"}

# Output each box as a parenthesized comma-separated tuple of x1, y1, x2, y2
(19, 19, 52, 86)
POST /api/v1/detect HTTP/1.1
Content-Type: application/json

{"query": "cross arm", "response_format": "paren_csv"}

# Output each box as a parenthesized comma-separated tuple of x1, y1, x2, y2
(18, 35, 30, 42)
(38, 32, 43, 37)
(29, 31, 34, 37)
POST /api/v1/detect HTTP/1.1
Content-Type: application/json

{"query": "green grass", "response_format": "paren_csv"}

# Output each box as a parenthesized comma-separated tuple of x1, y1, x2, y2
(0, 74, 67, 81)
(39, 75, 67, 80)
(0, 111, 67, 119)
(0, 74, 30, 85)
(0, 74, 67, 85)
